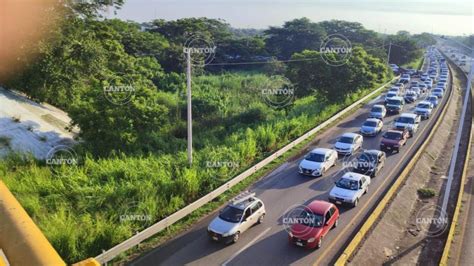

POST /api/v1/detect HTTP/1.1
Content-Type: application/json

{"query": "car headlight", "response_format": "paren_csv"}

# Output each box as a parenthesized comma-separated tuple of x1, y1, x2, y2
(222, 232, 232, 237)
(307, 237, 316, 243)
(313, 169, 321, 175)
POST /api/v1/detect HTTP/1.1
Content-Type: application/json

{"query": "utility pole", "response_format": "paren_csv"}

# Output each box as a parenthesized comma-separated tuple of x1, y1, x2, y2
(387, 42, 392, 65)
(186, 50, 193, 165)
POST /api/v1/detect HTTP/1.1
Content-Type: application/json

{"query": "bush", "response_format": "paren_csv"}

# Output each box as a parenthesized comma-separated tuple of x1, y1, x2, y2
(417, 188, 436, 198)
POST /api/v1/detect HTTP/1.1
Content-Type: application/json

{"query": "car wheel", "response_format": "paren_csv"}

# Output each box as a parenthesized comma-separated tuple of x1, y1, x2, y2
(317, 237, 323, 249)
(257, 214, 265, 224)
(353, 198, 359, 207)
(333, 218, 339, 229)
(232, 232, 240, 243)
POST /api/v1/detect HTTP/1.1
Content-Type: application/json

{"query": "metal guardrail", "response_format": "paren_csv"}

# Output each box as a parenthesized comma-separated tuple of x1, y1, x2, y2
(94, 77, 398, 264)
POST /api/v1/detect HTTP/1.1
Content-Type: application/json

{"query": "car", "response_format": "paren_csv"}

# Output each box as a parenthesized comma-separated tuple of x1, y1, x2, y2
(360, 118, 383, 136)
(399, 74, 410, 84)
(415, 101, 434, 119)
(386, 96, 405, 114)
(384, 92, 398, 103)
(404, 90, 418, 103)
(369, 104, 386, 120)
(208, 192, 265, 243)
(380, 129, 409, 153)
(353, 149, 386, 178)
(410, 81, 419, 87)
(288, 200, 339, 249)
(418, 83, 428, 93)
(394, 82, 405, 90)
(436, 82, 447, 90)
(427, 95, 439, 108)
(393, 113, 421, 137)
(424, 79, 433, 89)
(299, 148, 338, 177)
(329, 172, 370, 207)
(388, 87, 401, 95)
(411, 87, 421, 96)
(432, 88, 444, 98)
(421, 73, 429, 81)
(334, 133, 363, 156)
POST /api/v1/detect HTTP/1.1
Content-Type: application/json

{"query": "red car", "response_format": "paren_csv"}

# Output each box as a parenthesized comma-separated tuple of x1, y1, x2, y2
(380, 129, 409, 153)
(288, 200, 339, 249)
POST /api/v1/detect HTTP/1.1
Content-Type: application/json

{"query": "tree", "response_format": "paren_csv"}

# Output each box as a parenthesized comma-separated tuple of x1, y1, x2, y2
(265, 18, 327, 59)
(387, 33, 423, 65)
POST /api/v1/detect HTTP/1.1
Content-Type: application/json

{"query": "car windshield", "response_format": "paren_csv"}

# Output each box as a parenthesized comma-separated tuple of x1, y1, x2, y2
(387, 93, 396, 97)
(336, 178, 359, 190)
(358, 152, 377, 162)
(305, 152, 325, 162)
(397, 117, 415, 124)
(434, 89, 442, 92)
(338, 136, 354, 144)
(428, 97, 437, 101)
(383, 131, 402, 140)
(297, 210, 324, 227)
(406, 92, 415, 96)
(387, 99, 401, 105)
(417, 103, 431, 109)
(219, 206, 244, 223)
(363, 121, 377, 127)
(371, 106, 383, 112)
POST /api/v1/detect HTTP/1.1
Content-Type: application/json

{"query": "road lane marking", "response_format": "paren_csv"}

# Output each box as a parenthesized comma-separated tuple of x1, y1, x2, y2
(313, 71, 452, 265)
(221, 227, 272, 266)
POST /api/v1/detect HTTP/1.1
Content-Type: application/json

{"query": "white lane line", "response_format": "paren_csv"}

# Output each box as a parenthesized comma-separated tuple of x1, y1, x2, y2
(441, 50, 474, 217)
(221, 227, 272, 266)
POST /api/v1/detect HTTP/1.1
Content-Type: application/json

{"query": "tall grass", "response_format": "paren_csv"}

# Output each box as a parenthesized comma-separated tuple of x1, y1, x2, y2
(0, 73, 388, 263)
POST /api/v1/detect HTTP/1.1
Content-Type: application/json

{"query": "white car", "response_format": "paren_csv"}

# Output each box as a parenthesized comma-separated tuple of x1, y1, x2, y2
(415, 101, 434, 119)
(384, 92, 398, 103)
(329, 172, 371, 207)
(388, 87, 400, 95)
(208, 192, 265, 243)
(393, 113, 421, 137)
(369, 104, 386, 120)
(432, 88, 444, 98)
(360, 118, 383, 136)
(334, 133, 363, 155)
(299, 148, 338, 177)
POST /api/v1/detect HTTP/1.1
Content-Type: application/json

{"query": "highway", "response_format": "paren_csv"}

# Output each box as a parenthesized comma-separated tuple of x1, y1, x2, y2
(129, 53, 452, 266)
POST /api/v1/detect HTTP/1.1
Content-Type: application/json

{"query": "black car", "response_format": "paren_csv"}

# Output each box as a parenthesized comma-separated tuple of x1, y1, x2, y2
(353, 150, 386, 178)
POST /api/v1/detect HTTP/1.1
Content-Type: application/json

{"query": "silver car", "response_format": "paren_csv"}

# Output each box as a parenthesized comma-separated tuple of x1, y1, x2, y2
(208, 192, 265, 243)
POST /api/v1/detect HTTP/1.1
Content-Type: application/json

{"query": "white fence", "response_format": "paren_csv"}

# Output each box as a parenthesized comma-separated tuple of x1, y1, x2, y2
(95, 77, 398, 264)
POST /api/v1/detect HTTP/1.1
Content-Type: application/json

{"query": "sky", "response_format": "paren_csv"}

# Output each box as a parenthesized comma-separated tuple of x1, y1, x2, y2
(104, 0, 474, 35)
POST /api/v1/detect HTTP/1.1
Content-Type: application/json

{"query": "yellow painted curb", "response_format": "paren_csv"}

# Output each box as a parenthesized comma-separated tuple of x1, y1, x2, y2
(334, 63, 455, 266)
(0, 181, 65, 266)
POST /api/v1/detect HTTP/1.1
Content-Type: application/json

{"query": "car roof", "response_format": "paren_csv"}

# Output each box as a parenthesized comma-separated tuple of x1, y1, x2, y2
(363, 149, 382, 156)
(427, 95, 438, 99)
(386, 129, 403, 134)
(341, 172, 366, 181)
(390, 96, 404, 100)
(400, 113, 418, 118)
(365, 118, 380, 123)
(309, 148, 333, 155)
(372, 104, 385, 108)
(418, 101, 431, 105)
(340, 132, 359, 138)
(307, 200, 333, 214)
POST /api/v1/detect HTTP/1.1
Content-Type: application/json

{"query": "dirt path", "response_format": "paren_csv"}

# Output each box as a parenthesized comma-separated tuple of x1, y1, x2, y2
(0, 87, 76, 159)
(349, 61, 466, 265)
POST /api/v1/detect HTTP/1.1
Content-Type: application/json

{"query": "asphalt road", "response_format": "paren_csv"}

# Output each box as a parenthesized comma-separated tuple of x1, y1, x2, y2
(130, 54, 452, 266)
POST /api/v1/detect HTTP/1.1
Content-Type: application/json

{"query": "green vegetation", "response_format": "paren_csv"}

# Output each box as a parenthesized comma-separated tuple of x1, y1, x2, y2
(0, 1, 425, 263)
(417, 187, 437, 198)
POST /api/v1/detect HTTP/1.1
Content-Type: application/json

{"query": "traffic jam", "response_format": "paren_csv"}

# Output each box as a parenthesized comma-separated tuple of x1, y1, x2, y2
(206, 47, 450, 251)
